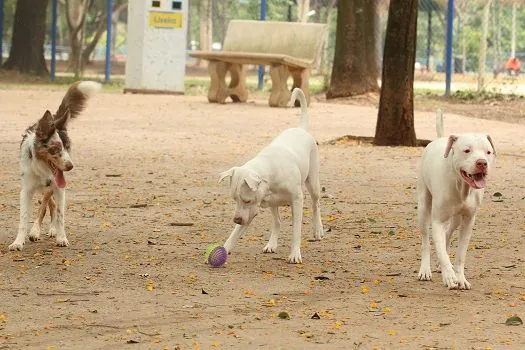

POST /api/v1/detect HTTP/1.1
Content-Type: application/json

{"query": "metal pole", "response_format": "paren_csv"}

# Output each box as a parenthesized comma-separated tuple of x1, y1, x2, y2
(426, 9, 432, 72)
(0, 0, 4, 66)
(257, 0, 266, 90)
(104, 0, 113, 83)
(50, 0, 58, 81)
(445, 0, 454, 96)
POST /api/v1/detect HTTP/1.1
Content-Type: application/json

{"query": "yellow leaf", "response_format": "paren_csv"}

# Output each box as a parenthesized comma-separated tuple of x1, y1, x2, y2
(94, 245, 101, 250)
(124, 255, 130, 260)
(387, 329, 397, 336)
(267, 299, 275, 306)
(211, 341, 221, 347)
(370, 302, 378, 309)
(360, 285, 369, 294)
(244, 289, 256, 296)
(382, 307, 392, 314)
(0, 314, 6, 323)
(334, 321, 342, 329)
(146, 281, 155, 292)
(520, 295, 525, 301)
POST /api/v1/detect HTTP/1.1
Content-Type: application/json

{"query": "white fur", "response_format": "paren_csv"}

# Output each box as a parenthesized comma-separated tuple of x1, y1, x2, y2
(9, 132, 71, 250)
(77, 81, 102, 97)
(219, 88, 323, 264)
(417, 115, 496, 289)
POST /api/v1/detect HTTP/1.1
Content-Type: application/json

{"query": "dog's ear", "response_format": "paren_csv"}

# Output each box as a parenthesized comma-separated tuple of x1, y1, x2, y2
(244, 172, 261, 192)
(218, 167, 236, 184)
(486, 135, 496, 156)
(444, 135, 457, 158)
(54, 108, 71, 130)
(36, 110, 56, 141)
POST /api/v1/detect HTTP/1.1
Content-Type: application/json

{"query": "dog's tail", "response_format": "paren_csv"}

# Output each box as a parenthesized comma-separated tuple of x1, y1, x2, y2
(290, 88, 309, 130)
(436, 108, 444, 138)
(55, 81, 101, 121)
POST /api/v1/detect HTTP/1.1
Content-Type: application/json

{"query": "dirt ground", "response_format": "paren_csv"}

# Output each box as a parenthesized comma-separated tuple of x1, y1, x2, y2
(0, 86, 524, 350)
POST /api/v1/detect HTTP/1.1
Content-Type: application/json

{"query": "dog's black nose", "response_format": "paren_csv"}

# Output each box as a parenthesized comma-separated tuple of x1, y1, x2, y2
(64, 162, 74, 171)
(233, 217, 243, 225)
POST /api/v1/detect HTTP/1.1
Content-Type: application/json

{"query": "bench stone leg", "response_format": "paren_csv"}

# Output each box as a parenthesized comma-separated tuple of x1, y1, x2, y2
(269, 64, 291, 107)
(290, 67, 311, 107)
(228, 63, 249, 103)
(208, 61, 229, 104)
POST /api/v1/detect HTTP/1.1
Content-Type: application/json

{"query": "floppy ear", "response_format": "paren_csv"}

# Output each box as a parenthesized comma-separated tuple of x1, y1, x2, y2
(486, 135, 496, 156)
(54, 108, 71, 130)
(218, 167, 236, 184)
(36, 110, 56, 141)
(444, 135, 457, 158)
(244, 172, 261, 191)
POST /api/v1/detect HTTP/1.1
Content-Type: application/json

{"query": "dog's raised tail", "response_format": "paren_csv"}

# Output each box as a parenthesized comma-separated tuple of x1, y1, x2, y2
(56, 81, 101, 120)
(290, 88, 309, 129)
(436, 108, 444, 138)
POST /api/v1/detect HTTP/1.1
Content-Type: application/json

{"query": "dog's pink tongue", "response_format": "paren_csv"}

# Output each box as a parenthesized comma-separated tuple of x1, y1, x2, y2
(55, 170, 66, 188)
(473, 178, 486, 189)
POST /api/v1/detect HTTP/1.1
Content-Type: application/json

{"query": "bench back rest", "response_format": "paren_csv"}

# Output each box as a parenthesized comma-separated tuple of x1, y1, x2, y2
(223, 20, 326, 64)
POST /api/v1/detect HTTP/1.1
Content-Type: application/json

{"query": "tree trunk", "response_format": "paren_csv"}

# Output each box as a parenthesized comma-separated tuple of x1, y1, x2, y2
(198, 0, 212, 67)
(492, 0, 502, 72)
(477, 0, 492, 92)
(297, 0, 310, 22)
(511, 2, 517, 58)
(326, 0, 379, 99)
(374, 0, 418, 147)
(65, 0, 92, 76)
(2, 0, 49, 75)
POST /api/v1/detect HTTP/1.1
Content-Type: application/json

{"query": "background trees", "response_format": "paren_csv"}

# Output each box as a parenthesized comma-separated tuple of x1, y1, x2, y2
(326, 0, 379, 99)
(2, 0, 49, 74)
(374, 0, 419, 146)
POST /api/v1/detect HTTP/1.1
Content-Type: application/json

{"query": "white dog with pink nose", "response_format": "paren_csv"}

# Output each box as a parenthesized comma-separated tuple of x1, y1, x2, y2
(417, 111, 496, 290)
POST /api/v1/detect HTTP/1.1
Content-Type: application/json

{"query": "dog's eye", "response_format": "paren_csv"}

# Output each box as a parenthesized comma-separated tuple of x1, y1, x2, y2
(464, 149, 471, 154)
(487, 150, 492, 155)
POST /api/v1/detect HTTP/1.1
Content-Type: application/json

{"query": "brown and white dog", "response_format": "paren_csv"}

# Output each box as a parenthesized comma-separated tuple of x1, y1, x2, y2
(9, 81, 100, 251)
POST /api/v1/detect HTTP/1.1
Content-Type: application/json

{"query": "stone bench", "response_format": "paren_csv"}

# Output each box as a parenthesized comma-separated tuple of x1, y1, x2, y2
(190, 20, 326, 107)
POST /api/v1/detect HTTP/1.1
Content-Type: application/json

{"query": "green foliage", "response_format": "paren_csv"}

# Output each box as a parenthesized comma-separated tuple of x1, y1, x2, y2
(451, 89, 524, 101)
(416, 2, 525, 72)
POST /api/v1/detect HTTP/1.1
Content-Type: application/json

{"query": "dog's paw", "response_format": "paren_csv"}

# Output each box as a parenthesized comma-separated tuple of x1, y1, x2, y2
(418, 266, 432, 281)
(313, 226, 324, 241)
(8, 241, 24, 251)
(263, 242, 277, 253)
(56, 237, 69, 247)
(441, 269, 459, 289)
(456, 274, 471, 290)
(286, 250, 302, 264)
(28, 227, 41, 242)
(48, 227, 57, 238)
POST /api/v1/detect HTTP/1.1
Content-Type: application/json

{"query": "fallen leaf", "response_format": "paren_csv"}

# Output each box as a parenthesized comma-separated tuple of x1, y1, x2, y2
(505, 315, 523, 326)
(278, 311, 290, 320)
(360, 285, 369, 294)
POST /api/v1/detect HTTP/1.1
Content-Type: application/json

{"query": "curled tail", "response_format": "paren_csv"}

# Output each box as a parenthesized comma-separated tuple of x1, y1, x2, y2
(436, 108, 444, 138)
(55, 81, 101, 121)
(290, 88, 309, 129)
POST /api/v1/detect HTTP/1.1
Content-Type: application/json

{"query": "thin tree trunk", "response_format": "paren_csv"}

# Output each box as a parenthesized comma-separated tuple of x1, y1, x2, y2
(326, 0, 379, 98)
(2, 0, 49, 74)
(374, 0, 418, 147)
(477, 0, 492, 92)
(198, 0, 212, 67)
(511, 2, 517, 58)
(297, 0, 310, 22)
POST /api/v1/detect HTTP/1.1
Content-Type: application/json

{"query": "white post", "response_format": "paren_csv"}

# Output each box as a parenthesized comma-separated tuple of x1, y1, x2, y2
(125, 0, 189, 94)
